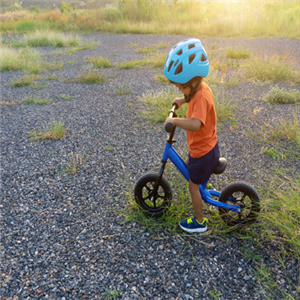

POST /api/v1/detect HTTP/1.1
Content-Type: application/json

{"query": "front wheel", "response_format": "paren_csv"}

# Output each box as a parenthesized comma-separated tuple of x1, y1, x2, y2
(218, 182, 260, 227)
(134, 173, 172, 218)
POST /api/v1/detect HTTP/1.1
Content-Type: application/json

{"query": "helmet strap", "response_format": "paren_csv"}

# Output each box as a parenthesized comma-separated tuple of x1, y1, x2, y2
(184, 82, 201, 103)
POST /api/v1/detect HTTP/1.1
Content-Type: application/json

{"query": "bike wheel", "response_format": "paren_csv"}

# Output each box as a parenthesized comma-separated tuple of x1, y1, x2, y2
(134, 173, 172, 218)
(218, 182, 260, 227)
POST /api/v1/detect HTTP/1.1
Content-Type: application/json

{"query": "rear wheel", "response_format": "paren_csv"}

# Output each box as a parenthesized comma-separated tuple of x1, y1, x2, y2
(134, 173, 172, 218)
(218, 182, 260, 227)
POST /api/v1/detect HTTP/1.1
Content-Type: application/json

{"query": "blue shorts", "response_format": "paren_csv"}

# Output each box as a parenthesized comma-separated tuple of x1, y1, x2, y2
(187, 142, 220, 185)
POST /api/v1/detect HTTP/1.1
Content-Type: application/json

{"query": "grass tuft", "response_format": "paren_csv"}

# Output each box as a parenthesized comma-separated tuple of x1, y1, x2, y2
(261, 173, 300, 256)
(21, 30, 81, 48)
(22, 95, 53, 105)
(262, 86, 300, 104)
(138, 88, 184, 124)
(87, 56, 113, 68)
(66, 72, 106, 84)
(225, 48, 251, 59)
(28, 120, 67, 141)
(245, 56, 300, 84)
(0, 46, 41, 73)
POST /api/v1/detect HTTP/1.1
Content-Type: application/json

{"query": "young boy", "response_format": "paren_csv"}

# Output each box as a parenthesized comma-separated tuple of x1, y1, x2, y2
(164, 38, 220, 233)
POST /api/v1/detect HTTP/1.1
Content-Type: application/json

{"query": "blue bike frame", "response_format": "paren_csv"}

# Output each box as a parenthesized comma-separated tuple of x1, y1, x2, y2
(162, 119, 241, 214)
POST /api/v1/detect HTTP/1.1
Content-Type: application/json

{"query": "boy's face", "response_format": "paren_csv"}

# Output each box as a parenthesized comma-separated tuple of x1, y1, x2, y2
(174, 83, 191, 97)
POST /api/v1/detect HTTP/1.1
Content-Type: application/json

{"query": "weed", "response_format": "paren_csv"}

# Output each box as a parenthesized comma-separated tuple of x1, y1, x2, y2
(66, 72, 106, 84)
(225, 48, 251, 59)
(241, 248, 262, 263)
(212, 87, 237, 124)
(115, 84, 131, 95)
(262, 86, 300, 104)
(0, 46, 41, 73)
(262, 147, 288, 160)
(7, 75, 35, 87)
(138, 88, 184, 124)
(253, 262, 297, 299)
(88, 56, 113, 68)
(135, 46, 155, 54)
(117, 60, 144, 69)
(65, 152, 89, 174)
(208, 287, 222, 300)
(60, 94, 74, 101)
(1, 2, 299, 38)
(143, 53, 165, 69)
(261, 173, 300, 256)
(100, 288, 120, 299)
(0, 101, 17, 106)
(22, 96, 53, 105)
(23, 30, 81, 48)
(154, 73, 170, 85)
(264, 112, 300, 148)
(28, 120, 67, 141)
(245, 56, 300, 84)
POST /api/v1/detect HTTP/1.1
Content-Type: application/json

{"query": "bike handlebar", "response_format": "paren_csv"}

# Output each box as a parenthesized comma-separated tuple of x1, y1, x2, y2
(165, 103, 178, 133)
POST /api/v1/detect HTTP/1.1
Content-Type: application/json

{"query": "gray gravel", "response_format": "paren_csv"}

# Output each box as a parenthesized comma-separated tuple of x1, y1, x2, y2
(1, 34, 300, 299)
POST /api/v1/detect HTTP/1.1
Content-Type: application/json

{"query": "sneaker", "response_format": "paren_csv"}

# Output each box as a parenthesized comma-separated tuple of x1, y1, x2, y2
(179, 216, 208, 233)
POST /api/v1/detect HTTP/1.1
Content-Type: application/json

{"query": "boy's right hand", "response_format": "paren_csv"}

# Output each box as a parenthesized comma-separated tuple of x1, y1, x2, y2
(172, 97, 186, 109)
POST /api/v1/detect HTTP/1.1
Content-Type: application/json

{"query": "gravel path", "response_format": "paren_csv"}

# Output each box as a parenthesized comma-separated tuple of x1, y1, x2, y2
(1, 34, 299, 299)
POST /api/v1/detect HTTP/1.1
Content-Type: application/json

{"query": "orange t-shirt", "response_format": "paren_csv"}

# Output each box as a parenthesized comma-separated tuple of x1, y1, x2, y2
(186, 83, 217, 158)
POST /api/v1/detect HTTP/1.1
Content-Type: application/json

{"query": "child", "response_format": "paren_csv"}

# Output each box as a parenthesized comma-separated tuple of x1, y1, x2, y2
(164, 38, 220, 233)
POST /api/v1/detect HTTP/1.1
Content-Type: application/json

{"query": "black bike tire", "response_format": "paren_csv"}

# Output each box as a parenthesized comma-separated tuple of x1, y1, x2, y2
(218, 182, 260, 227)
(134, 173, 172, 218)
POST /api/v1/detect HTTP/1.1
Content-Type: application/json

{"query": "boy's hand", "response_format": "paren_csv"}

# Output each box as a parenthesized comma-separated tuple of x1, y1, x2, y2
(172, 97, 185, 109)
(165, 117, 175, 126)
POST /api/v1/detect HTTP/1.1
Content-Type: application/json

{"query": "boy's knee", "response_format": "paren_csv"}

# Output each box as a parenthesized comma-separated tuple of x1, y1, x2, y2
(189, 180, 199, 193)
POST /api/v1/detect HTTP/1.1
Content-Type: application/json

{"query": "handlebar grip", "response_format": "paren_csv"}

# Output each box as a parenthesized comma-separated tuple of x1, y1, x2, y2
(165, 122, 174, 133)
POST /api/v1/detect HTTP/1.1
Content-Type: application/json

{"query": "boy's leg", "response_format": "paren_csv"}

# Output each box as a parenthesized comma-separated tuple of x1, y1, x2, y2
(189, 180, 203, 223)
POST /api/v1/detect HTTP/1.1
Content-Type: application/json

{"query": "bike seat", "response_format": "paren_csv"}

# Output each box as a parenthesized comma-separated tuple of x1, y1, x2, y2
(213, 157, 227, 175)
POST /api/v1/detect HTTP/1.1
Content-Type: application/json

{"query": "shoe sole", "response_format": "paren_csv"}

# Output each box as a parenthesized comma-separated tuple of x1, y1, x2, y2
(179, 223, 207, 233)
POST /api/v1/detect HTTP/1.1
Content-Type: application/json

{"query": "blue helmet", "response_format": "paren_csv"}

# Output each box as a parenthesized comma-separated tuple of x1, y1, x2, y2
(164, 38, 209, 84)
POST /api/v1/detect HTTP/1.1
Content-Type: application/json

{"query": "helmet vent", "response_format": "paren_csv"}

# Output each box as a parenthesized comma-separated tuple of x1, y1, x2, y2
(188, 44, 195, 49)
(168, 61, 174, 72)
(200, 54, 207, 62)
(175, 63, 183, 75)
(189, 54, 195, 64)
(177, 50, 183, 56)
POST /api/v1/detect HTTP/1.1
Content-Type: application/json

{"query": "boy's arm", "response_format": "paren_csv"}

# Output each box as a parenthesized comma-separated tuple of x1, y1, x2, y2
(172, 97, 186, 109)
(165, 117, 201, 132)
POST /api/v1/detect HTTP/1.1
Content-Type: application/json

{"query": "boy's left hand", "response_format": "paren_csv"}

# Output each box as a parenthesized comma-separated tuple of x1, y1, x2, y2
(165, 117, 175, 126)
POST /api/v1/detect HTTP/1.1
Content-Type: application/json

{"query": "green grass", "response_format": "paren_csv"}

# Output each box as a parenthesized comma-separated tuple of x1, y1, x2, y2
(245, 56, 300, 84)
(138, 88, 184, 124)
(121, 164, 194, 235)
(23, 30, 81, 48)
(262, 86, 300, 104)
(138, 85, 237, 126)
(212, 87, 237, 123)
(261, 173, 300, 257)
(22, 95, 53, 105)
(7, 75, 35, 87)
(225, 48, 251, 59)
(117, 60, 144, 69)
(154, 74, 170, 85)
(66, 72, 106, 84)
(115, 84, 131, 95)
(0, 47, 41, 73)
(2, 1, 298, 38)
(0, 46, 63, 74)
(64, 152, 88, 174)
(28, 120, 67, 140)
(263, 112, 300, 148)
(87, 56, 113, 68)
